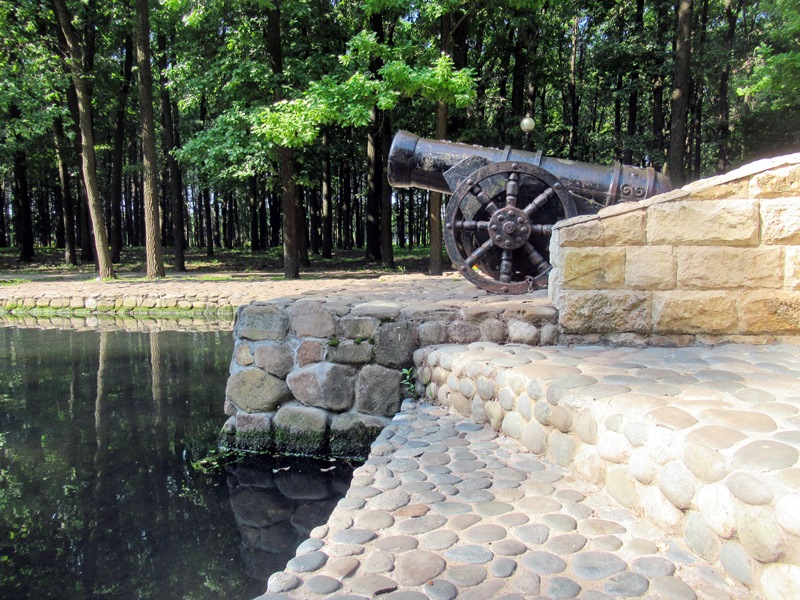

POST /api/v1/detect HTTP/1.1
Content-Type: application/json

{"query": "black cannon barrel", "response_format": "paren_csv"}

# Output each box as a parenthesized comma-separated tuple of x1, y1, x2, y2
(387, 130, 671, 205)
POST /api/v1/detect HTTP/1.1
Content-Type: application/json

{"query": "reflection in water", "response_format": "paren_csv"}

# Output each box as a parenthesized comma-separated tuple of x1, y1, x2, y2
(227, 456, 354, 580)
(0, 327, 355, 600)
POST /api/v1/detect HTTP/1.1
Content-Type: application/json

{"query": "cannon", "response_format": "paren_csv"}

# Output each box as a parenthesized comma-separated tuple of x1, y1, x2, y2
(388, 130, 672, 294)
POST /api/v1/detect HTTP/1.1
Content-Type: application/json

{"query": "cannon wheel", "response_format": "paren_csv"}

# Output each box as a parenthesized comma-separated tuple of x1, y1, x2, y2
(444, 161, 578, 294)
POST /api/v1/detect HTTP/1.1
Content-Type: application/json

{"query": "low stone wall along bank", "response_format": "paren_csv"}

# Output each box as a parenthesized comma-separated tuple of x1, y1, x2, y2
(222, 292, 559, 458)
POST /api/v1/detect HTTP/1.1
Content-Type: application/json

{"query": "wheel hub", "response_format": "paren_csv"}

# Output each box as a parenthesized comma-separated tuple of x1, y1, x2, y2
(489, 206, 530, 249)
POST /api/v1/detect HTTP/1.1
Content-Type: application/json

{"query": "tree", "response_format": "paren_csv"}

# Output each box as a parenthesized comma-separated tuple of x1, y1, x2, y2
(136, 0, 165, 278)
(668, 0, 693, 185)
(53, 0, 115, 279)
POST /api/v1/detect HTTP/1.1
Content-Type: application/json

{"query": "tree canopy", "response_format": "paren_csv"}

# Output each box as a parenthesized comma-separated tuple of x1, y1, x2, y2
(0, 0, 797, 276)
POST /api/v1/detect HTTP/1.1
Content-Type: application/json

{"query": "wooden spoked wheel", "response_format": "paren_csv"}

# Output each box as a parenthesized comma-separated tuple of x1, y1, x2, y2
(444, 161, 578, 294)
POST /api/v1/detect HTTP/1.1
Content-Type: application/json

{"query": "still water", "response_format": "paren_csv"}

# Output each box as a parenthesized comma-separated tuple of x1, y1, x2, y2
(0, 327, 355, 600)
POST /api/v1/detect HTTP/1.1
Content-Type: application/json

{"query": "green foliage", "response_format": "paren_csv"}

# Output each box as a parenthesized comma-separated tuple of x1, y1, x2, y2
(401, 367, 418, 398)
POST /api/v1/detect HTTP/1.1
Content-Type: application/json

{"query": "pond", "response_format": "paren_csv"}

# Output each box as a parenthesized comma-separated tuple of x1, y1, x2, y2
(0, 326, 356, 600)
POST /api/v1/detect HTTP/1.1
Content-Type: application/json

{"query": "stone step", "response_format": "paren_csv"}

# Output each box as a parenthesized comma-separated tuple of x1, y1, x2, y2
(411, 342, 800, 598)
(261, 401, 754, 599)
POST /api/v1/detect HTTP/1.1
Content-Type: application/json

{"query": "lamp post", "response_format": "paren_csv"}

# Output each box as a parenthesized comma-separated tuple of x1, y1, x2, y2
(520, 116, 535, 149)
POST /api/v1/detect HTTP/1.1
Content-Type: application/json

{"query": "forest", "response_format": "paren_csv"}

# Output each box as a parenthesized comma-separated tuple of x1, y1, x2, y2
(1, 0, 798, 279)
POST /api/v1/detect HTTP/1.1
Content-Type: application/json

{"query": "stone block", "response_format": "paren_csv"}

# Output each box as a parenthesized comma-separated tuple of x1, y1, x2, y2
(355, 364, 402, 417)
(556, 290, 650, 334)
(235, 304, 289, 341)
(597, 430, 631, 463)
(226, 368, 293, 413)
(374, 322, 417, 368)
(329, 411, 388, 458)
(549, 430, 576, 466)
(520, 421, 547, 454)
(327, 341, 374, 364)
(606, 465, 637, 508)
(507, 320, 540, 345)
(625, 246, 676, 290)
(575, 409, 597, 444)
(646, 199, 759, 246)
(677, 246, 783, 289)
(657, 461, 696, 510)
(254, 342, 294, 378)
(476, 376, 496, 401)
(286, 362, 356, 412)
(288, 301, 336, 337)
(560, 247, 625, 290)
(479, 318, 506, 342)
(738, 290, 800, 333)
(572, 444, 604, 485)
(501, 411, 525, 440)
(460, 303, 504, 321)
(751, 163, 800, 198)
(639, 486, 683, 530)
(296, 340, 324, 366)
(485, 401, 504, 431)
(499, 301, 559, 323)
(418, 321, 448, 345)
(720, 543, 752, 586)
(602, 208, 646, 246)
(687, 178, 750, 200)
(737, 506, 786, 563)
(629, 448, 657, 484)
(234, 343, 255, 366)
(447, 320, 481, 344)
(451, 391, 472, 417)
(555, 218, 605, 247)
(786, 246, 800, 290)
(652, 291, 737, 334)
(471, 396, 488, 424)
(273, 403, 328, 455)
(338, 316, 378, 339)
(683, 512, 718, 562)
(684, 443, 728, 482)
(762, 199, 800, 245)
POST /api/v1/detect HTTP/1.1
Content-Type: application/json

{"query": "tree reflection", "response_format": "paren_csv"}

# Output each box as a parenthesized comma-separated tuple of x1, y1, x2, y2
(0, 328, 276, 600)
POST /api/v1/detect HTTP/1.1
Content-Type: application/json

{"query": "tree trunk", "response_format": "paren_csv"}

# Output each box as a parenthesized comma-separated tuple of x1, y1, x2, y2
(158, 33, 185, 270)
(53, 0, 115, 278)
(716, 0, 740, 174)
(54, 117, 78, 265)
(380, 113, 395, 268)
(651, 0, 670, 170)
(365, 104, 383, 262)
(364, 12, 384, 262)
(267, 0, 300, 277)
(110, 35, 132, 263)
(668, 0, 693, 185)
(136, 0, 165, 278)
(429, 100, 447, 276)
(281, 148, 301, 278)
(11, 108, 34, 262)
(249, 175, 261, 251)
(322, 131, 333, 259)
(199, 97, 214, 256)
(568, 16, 581, 160)
(624, 0, 645, 165)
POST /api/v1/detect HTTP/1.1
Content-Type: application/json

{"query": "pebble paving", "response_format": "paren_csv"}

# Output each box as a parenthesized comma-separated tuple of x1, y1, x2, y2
(260, 401, 753, 599)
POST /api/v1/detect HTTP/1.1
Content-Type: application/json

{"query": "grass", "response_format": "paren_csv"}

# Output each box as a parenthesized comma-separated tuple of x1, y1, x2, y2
(0, 244, 447, 279)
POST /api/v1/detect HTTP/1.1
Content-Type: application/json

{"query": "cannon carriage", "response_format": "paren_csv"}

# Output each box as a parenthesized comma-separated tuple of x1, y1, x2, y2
(387, 130, 672, 294)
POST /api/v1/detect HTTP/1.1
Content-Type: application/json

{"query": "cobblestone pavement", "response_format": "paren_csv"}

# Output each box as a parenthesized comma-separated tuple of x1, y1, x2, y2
(261, 401, 754, 600)
(0, 273, 501, 315)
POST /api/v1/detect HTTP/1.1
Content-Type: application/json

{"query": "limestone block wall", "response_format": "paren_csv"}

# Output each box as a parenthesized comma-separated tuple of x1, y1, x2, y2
(549, 154, 800, 344)
(414, 342, 800, 598)
(223, 294, 560, 457)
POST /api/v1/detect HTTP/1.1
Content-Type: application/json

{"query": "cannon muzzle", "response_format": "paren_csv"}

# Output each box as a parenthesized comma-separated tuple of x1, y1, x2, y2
(388, 130, 671, 206)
